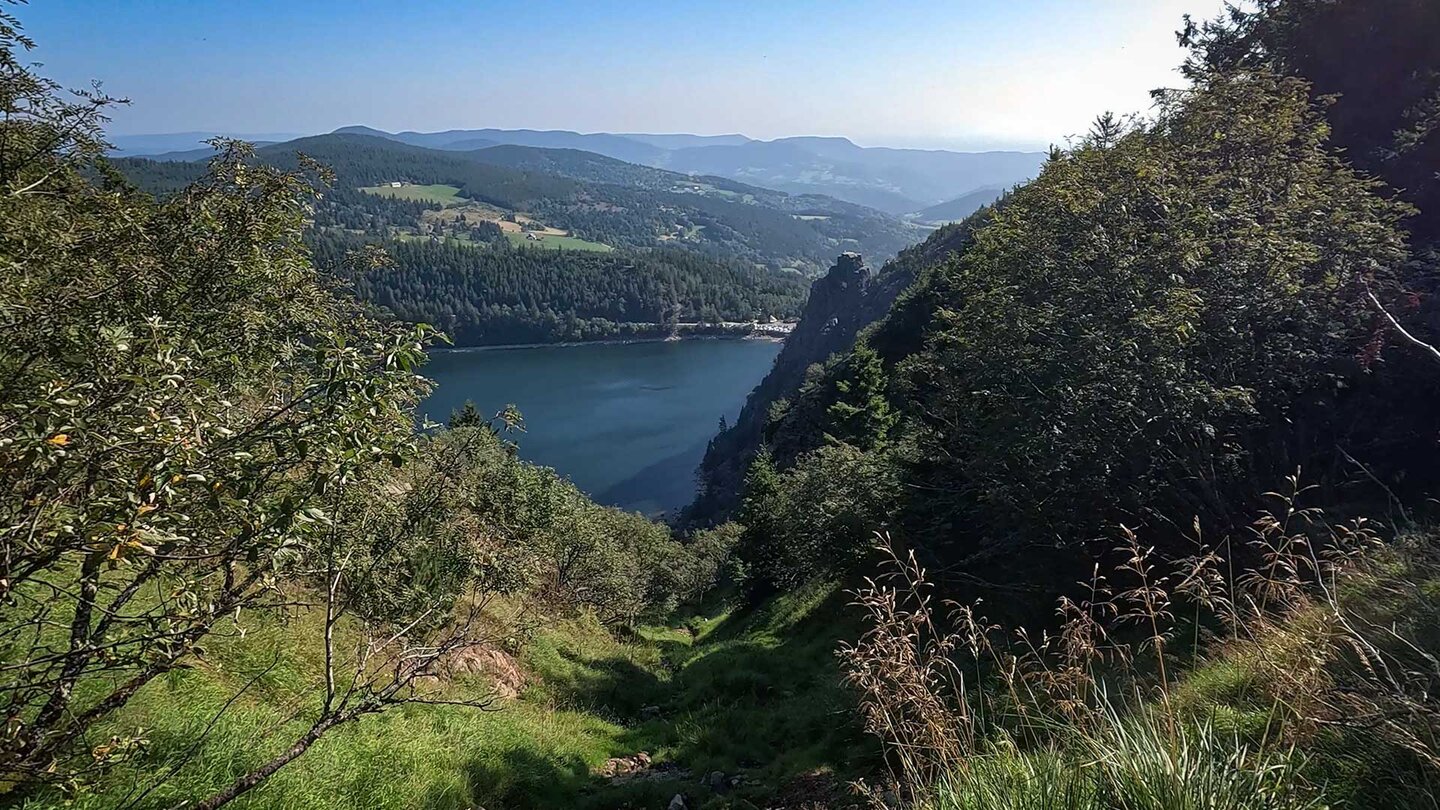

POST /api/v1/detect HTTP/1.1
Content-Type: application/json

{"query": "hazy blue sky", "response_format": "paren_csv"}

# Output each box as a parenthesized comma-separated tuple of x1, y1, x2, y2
(20, 0, 1229, 150)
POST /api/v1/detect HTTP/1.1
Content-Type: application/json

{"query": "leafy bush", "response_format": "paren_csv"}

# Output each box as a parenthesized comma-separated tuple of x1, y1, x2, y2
(895, 70, 1417, 558)
(737, 444, 899, 592)
(0, 47, 460, 794)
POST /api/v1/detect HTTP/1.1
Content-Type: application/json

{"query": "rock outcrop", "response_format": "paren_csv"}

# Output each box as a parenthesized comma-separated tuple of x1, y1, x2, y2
(685, 253, 890, 523)
(685, 216, 991, 524)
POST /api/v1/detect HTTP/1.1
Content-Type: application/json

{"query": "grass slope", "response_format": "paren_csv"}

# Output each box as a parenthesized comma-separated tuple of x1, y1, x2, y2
(21, 537, 1440, 810)
(26, 581, 865, 810)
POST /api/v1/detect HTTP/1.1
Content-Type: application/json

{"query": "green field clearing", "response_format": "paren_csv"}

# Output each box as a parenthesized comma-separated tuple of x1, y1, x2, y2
(360, 183, 465, 205)
(693, 184, 738, 198)
(504, 232, 613, 252)
(395, 232, 478, 248)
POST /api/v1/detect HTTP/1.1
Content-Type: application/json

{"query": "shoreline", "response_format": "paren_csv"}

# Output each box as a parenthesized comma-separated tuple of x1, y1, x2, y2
(433, 331, 790, 353)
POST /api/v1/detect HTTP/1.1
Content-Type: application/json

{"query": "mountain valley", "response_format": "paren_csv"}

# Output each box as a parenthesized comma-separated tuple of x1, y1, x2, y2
(119, 126, 1048, 218)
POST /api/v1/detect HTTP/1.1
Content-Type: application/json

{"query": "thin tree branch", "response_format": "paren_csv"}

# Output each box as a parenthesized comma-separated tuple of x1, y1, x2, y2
(1368, 289, 1440, 366)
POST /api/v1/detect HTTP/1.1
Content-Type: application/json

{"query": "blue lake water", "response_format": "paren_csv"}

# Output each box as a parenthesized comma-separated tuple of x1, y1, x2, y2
(419, 339, 781, 516)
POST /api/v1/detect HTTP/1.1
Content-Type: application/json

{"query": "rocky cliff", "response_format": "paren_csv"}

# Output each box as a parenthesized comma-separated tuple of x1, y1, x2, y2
(685, 213, 991, 524)
(684, 252, 877, 523)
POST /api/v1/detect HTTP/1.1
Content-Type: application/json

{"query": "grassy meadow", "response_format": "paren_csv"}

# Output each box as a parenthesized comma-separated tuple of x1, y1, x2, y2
(504, 232, 615, 252)
(359, 183, 465, 205)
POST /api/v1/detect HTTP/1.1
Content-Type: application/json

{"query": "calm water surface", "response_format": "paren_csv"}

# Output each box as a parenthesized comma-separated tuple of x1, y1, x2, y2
(420, 340, 781, 516)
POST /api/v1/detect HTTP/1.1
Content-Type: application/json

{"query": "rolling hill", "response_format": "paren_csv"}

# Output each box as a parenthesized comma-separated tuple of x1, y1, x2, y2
(279, 127, 1047, 215)
(912, 186, 1008, 223)
(332, 125, 667, 164)
(106, 130, 305, 156)
(113, 134, 934, 344)
(655, 137, 1044, 214)
(116, 133, 925, 272)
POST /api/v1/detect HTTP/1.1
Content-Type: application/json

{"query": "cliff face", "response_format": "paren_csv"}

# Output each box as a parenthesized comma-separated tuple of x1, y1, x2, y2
(683, 216, 993, 525)
(685, 252, 880, 523)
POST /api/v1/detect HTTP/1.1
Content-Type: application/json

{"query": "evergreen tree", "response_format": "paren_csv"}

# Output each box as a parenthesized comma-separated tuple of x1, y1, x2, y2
(449, 400, 484, 428)
(824, 344, 896, 450)
(735, 448, 785, 595)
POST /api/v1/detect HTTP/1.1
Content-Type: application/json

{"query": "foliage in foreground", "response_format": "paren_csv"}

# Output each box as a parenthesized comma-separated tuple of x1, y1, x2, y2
(738, 8, 1440, 602)
(1180, 0, 1440, 250)
(7, 577, 855, 810)
(841, 482, 1440, 809)
(0, 15, 722, 803)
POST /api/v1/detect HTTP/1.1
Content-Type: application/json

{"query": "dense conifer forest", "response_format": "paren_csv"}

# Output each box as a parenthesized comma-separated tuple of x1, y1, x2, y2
(311, 235, 808, 345)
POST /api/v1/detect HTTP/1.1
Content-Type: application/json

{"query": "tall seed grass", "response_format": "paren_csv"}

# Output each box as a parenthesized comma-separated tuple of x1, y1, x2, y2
(841, 473, 1440, 809)
(928, 710, 1321, 810)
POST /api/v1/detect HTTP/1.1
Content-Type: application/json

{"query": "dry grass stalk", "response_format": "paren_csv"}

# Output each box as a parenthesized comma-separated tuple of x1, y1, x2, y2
(840, 471, 1440, 806)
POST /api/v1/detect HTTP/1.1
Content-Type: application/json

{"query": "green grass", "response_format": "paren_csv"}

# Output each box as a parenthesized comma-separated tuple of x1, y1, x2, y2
(21, 534, 1440, 810)
(393, 232, 478, 248)
(1168, 535, 1440, 810)
(926, 711, 1323, 810)
(18, 581, 864, 810)
(359, 184, 465, 205)
(503, 232, 614, 252)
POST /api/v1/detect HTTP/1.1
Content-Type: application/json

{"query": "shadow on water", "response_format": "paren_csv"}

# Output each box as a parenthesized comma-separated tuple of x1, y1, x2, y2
(596, 439, 711, 516)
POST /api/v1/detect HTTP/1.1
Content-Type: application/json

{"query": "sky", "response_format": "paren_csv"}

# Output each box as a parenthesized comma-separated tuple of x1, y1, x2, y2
(19, 0, 1231, 151)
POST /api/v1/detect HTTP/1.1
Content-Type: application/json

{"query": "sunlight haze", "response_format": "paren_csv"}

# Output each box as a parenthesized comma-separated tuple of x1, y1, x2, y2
(25, 0, 1228, 149)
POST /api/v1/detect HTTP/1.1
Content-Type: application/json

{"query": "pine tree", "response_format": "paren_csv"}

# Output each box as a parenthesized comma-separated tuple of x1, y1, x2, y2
(449, 400, 484, 428)
(736, 448, 785, 595)
(825, 345, 896, 450)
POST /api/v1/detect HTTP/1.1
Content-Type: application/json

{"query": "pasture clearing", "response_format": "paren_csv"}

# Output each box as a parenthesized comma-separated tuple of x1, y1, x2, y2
(504, 232, 613, 252)
(360, 183, 465, 205)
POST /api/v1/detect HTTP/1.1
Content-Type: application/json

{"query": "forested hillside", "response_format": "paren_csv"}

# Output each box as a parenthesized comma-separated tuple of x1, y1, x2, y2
(329, 125, 1048, 215)
(690, 0, 1440, 806)
(688, 210, 996, 523)
(709, 0, 1440, 588)
(115, 133, 926, 344)
(117, 134, 923, 268)
(910, 186, 1007, 224)
(311, 236, 806, 345)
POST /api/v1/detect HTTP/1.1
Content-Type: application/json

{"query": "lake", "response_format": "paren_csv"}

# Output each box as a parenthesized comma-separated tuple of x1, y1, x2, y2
(419, 339, 782, 516)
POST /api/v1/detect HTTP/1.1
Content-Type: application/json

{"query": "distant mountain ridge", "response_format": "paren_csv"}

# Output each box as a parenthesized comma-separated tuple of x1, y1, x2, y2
(108, 131, 305, 156)
(331, 126, 1046, 215)
(332, 126, 666, 164)
(120, 126, 1046, 216)
(115, 132, 924, 276)
(913, 186, 1008, 224)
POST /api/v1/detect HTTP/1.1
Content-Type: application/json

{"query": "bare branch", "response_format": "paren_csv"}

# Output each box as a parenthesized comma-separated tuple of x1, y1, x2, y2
(1368, 289, 1440, 365)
